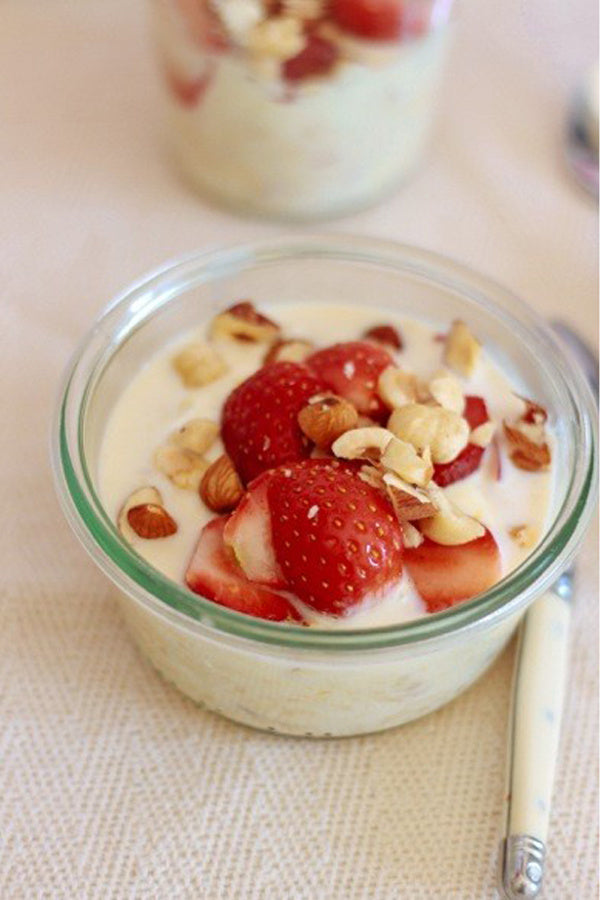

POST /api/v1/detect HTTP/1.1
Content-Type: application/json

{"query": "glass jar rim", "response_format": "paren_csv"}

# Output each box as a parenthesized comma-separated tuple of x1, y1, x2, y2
(52, 235, 598, 653)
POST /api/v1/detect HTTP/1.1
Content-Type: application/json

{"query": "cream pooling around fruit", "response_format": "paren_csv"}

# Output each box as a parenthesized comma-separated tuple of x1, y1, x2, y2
(99, 302, 555, 629)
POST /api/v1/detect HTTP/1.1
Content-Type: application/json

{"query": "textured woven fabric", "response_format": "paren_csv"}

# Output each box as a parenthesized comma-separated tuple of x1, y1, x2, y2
(2, 0, 597, 897)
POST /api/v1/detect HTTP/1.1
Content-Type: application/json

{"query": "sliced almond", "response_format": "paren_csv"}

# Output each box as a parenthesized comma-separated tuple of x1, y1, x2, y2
(298, 394, 358, 449)
(358, 465, 386, 491)
(516, 394, 548, 425)
(470, 421, 496, 448)
(503, 422, 551, 472)
(210, 301, 281, 343)
(172, 342, 228, 388)
(401, 521, 424, 549)
(118, 486, 163, 541)
(264, 338, 314, 364)
(171, 417, 219, 455)
(200, 454, 245, 512)
(381, 437, 433, 487)
(382, 473, 438, 522)
(331, 426, 393, 463)
(154, 445, 210, 490)
(387, 403, 470, 464)
(127, 504, 178, 539)
(428, 370, 465, 415)
(443, 320, 481, 377)
(363, 324, 403, 350)
(508, 524, 539, 549)
(377, 365, 418, 409)
(418, 486, 485, 546)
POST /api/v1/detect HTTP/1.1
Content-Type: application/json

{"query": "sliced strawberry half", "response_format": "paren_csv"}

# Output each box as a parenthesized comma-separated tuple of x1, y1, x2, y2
(223, 472, 285, 587)
(330, 0, 404, 40)
(404, 529, 501, 613)
(306, 341, 393, 422)
(185, 517, 301, 622)
(267, 458, 403, 615)
(433, 395, 490, 487)
(221, 361, 327, 484)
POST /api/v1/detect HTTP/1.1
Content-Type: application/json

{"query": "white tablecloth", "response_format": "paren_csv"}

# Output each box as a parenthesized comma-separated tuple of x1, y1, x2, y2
(2, 1, 597, 897)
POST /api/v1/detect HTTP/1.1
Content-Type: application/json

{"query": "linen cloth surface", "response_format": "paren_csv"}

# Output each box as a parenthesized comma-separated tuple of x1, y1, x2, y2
(1, 0, 597, 897)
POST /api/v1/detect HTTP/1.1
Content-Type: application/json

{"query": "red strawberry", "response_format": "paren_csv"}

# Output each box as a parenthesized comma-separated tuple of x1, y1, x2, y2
(307, 341, 393, 422)
(185, 517, 302, 622)
(283, 34, 339, 82)
(266, 458, 403, 615)
(404, 529, 501, 613)
(223, 472, 285, 587)
(433, 396, 490, 487)
(330, 0, 404, 40)
(221, 362, 327, 484)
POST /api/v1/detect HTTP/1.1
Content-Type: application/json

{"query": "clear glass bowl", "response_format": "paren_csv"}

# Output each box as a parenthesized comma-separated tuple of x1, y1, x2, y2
(52, 235, 597, 737)
(150, 0, 455, 219)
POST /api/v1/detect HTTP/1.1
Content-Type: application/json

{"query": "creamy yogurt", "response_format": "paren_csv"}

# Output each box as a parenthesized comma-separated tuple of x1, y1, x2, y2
(99, 302, 554, 629)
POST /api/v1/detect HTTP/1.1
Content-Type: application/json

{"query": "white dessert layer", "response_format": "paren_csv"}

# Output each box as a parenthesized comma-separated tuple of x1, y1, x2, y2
(99, 303, 554, 629)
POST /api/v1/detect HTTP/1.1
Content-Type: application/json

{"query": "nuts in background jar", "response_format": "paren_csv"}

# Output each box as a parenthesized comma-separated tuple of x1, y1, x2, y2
(210, 301, 281, 343)
(443, 320, 481, 377)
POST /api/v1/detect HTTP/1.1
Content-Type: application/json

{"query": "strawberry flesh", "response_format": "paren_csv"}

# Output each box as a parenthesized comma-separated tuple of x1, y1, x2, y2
(221, 361, 327, 484)
(433, 395, 489, 487)
(185, 517, 302, 622)
(267, 458, 403, 615)
(330, 0, 404, 40)
(223, 472, 285, 587)
(307, 341, 393, 422)
(404, 529, 501, 613)
(283, 34, 339, 82)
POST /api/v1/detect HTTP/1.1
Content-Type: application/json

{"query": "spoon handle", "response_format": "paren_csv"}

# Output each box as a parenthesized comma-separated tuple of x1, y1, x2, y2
(500, 577, 572, 899)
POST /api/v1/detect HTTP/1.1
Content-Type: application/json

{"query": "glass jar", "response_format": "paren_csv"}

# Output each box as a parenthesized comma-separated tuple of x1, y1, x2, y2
(52, 236, 597, 737)
(150, 0, 455, 219)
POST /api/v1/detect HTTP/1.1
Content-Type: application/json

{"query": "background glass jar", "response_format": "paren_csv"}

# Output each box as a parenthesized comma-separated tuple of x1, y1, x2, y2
(150, 0, 455, 219)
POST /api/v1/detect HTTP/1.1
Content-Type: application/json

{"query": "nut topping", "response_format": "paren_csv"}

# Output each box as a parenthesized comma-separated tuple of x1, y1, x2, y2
(172, 342, 228, 388)
(516, 394, 548, 425)
(118, 486, 164, 540)
(298, 394, 358, 449)
(264, 338, 314, 364)
(387, 403, 470, 464)
(377, 366, 418, 409)
(443, 320, 481, 377)
(508, 524, 539, 548)
(382, 473, 438, 522)
(503, 421, 551, 472)
(380, 438, 433, 487)
(363, 324, 403, 350)
(418, 487, 486, 546)
(210, 301, 281, 343)
(171, 417, 219, 455)
(428, 370, 465, 415)
(470, 421, 496, 448)
(401, 521, 425, 549)
(154, 445, 210, 491)
(331, 426, 394, 463)
(127, 504, 178, 539)
(200, 454, 244, 512)
(247, 17, 305, 62)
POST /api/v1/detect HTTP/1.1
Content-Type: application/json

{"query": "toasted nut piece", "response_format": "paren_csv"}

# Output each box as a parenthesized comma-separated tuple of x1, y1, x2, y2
(387, 403, 470, 464)
(378, 366, 418, 409)
(154, 445, 210, 490)
(382, 473, 438, 522)
(470, 421, 496, 448)
(247, 16, 305, 60)
(264, 339, 314, 364)
(210, 301, 281, 343)
(200, 454, 244, 512)
(171, 418, 219, 455)
(127, 504, 178, 539)
(358, 465, 386, 491)
(516, 394, 548, 424)
(363, 324, 403, 350)
(298, 394, 359, 449)
(428, 370, 465, 414)
(503, 422, 551, 471)
(419, 488, 486, 546)
(118, 486, 163, 540)
(332, 426, 393, 463)
(172, 342, 227, 388)
(508, 524, 539, 549)
(381, 437, 433, 487)
(443, 320, 481, 377)
(401, 521, 424, 548)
